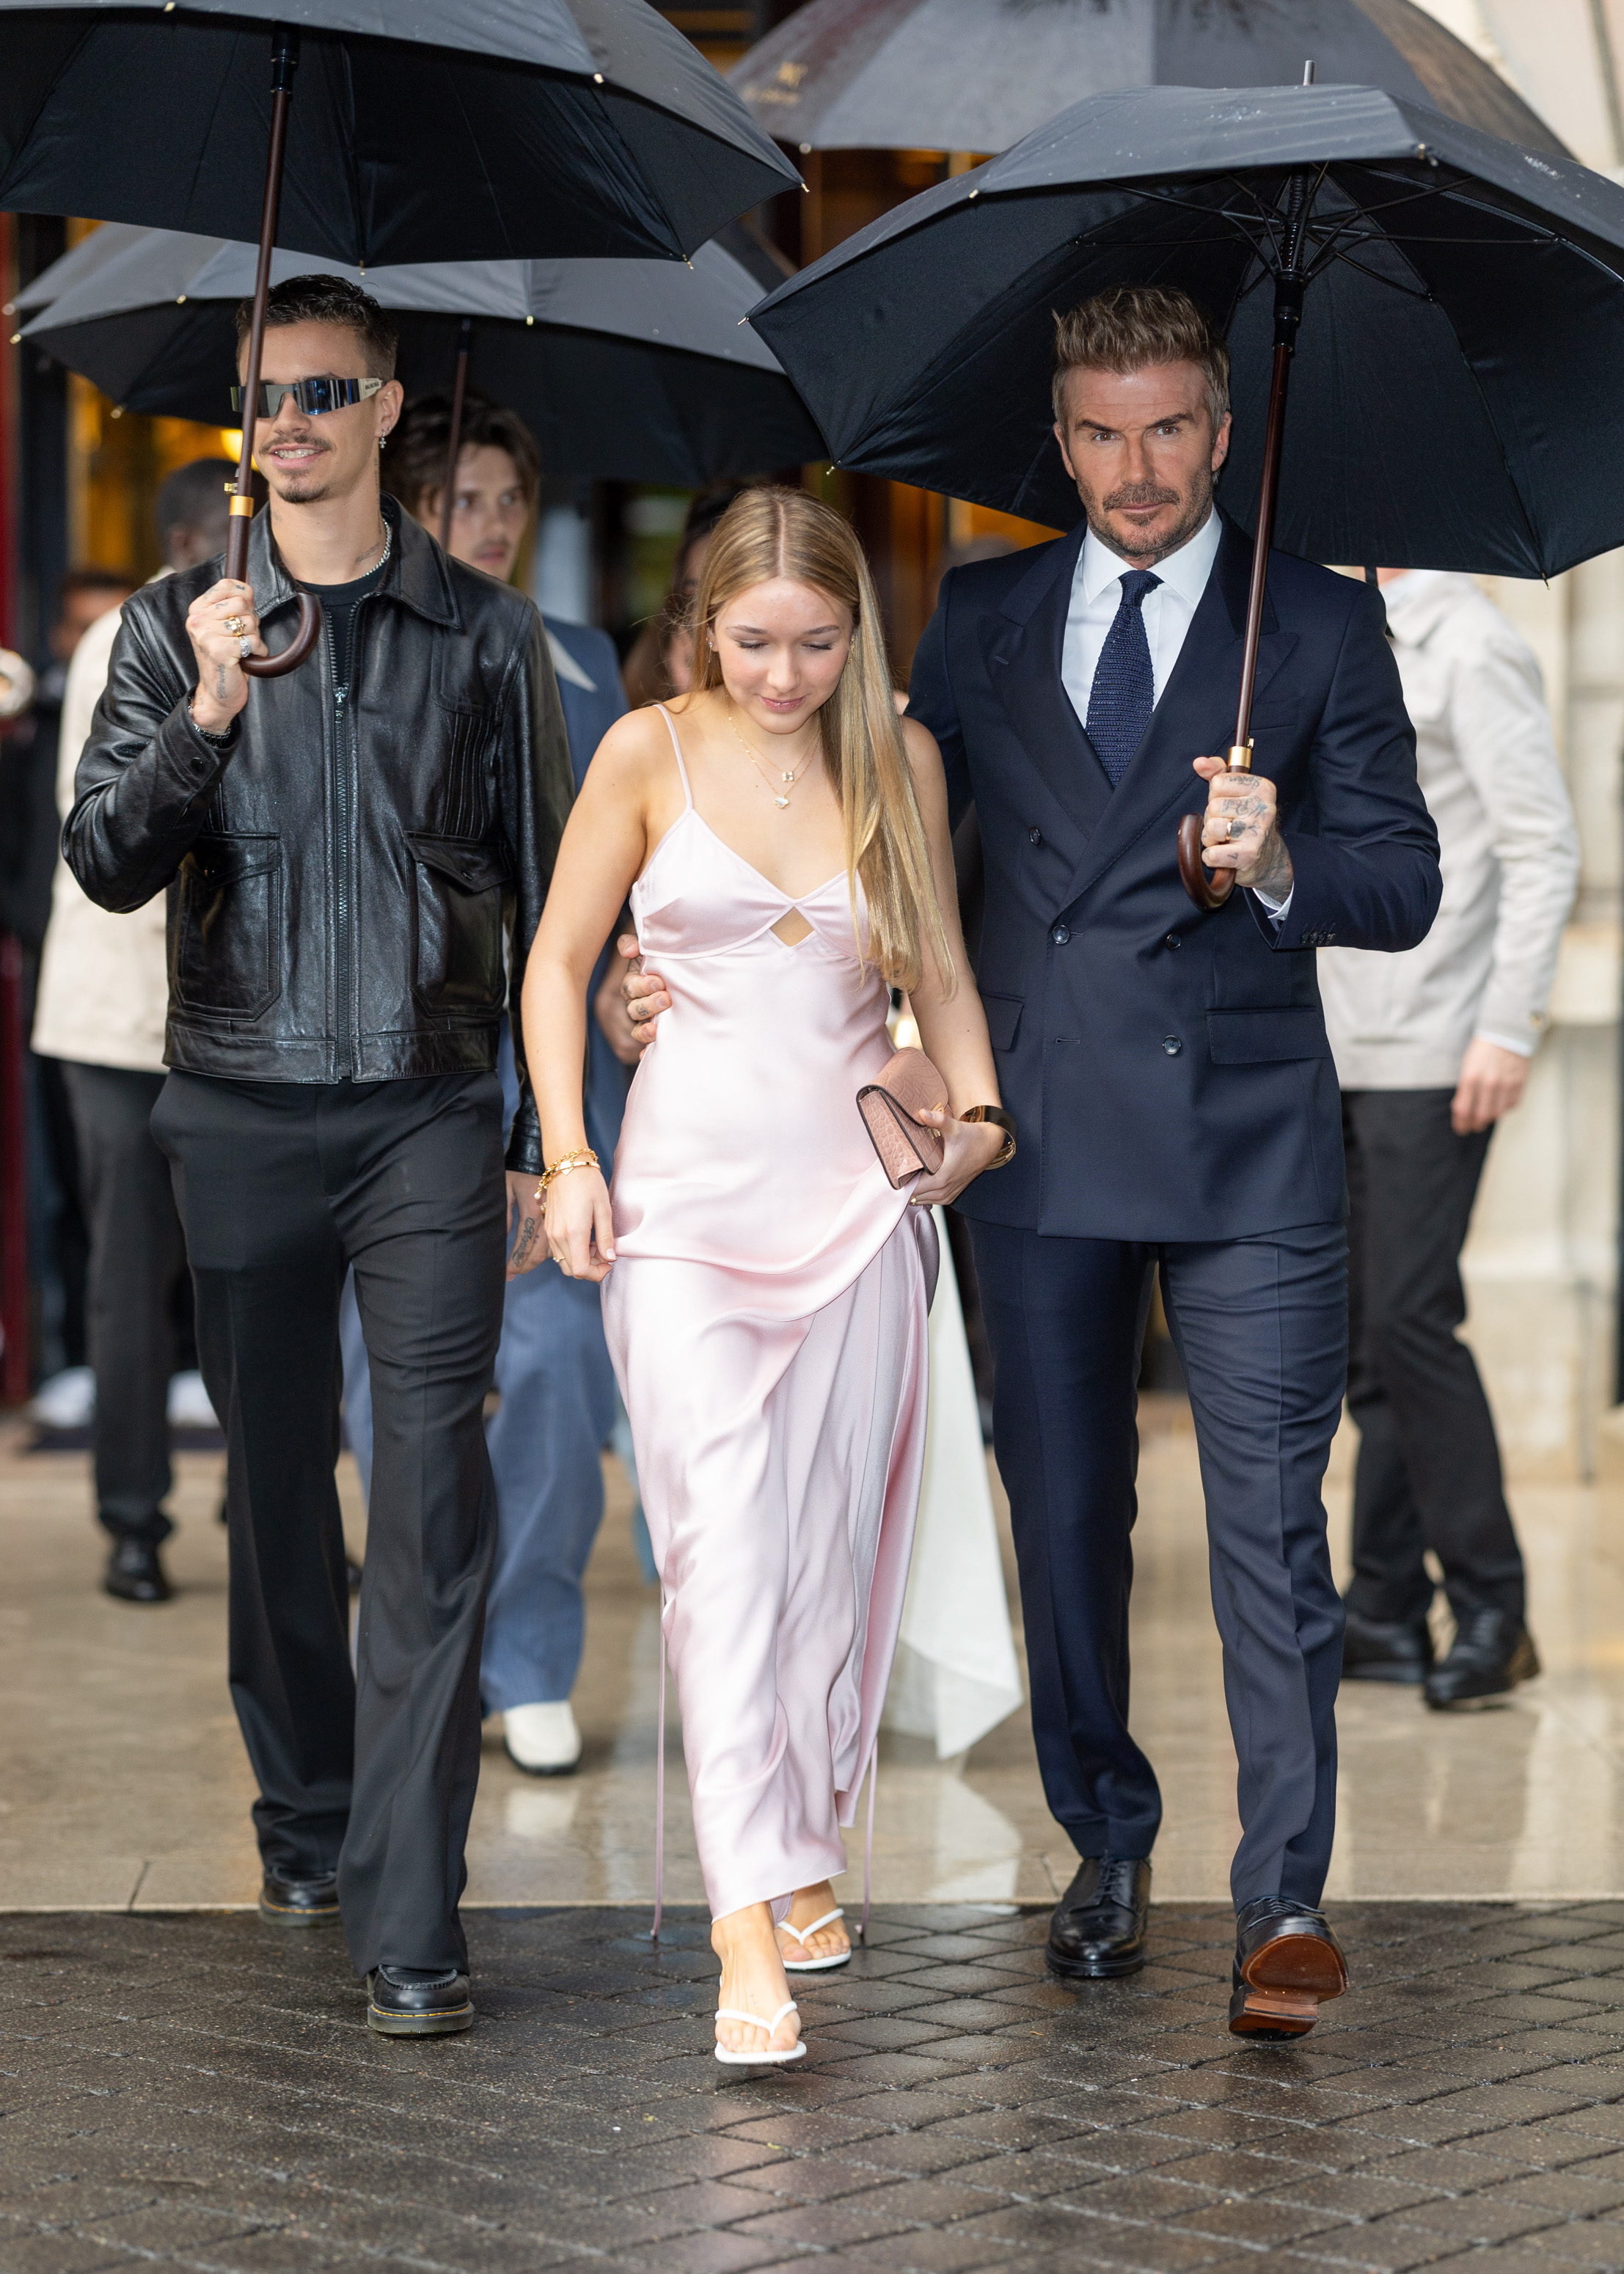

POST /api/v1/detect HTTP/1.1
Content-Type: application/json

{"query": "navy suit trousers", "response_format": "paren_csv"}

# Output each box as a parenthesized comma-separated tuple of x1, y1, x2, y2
(971, 1218, 1348, 1909)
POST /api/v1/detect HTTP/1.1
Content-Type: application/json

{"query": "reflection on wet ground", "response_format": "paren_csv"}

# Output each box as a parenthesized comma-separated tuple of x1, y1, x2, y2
(5, 1396, 1624, 1912)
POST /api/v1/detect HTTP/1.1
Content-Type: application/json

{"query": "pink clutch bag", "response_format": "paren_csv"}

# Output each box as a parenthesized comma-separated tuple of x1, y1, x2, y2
(857, 1046, 947, 1188)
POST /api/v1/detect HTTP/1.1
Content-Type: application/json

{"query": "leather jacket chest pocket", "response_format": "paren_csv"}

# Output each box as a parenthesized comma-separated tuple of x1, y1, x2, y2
(174, 835, 282, 1018)
(407, 830, 510, 1014)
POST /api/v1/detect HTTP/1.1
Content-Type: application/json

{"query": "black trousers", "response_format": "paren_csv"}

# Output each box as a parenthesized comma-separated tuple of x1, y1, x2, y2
(152, 1068, 506, 1975)
(970, 1218, 1347, 1909)
(1342, 1089, 1524, 1628)
(60, 1062, 188, 1543)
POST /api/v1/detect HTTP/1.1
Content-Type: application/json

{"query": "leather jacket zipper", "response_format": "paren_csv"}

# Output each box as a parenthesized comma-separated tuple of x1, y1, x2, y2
(326, 613, 354, 1081)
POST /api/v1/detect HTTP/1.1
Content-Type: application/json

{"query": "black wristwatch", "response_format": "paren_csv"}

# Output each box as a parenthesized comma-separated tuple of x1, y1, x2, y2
(962, 1103, 1017, 1168)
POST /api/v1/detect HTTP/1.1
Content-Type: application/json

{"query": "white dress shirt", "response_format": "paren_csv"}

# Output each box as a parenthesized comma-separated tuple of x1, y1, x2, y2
(1058, 511, 1290, 918)
(1060, 508, 1222, 724)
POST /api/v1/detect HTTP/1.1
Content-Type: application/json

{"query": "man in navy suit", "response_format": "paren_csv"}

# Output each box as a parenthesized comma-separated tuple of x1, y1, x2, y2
(907, 287, 1440, 2037)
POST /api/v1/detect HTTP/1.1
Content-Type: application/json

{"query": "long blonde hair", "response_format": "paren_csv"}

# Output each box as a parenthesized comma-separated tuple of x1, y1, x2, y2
(688, 487, 952, 997)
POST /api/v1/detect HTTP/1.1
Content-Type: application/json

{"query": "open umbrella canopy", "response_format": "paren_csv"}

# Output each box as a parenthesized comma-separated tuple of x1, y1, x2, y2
(11, 220, 149, 314)
(749, 81, 1624, 578)
(732, 0, 1565, 161)
(0, 0, 800, 263)
(19, 224, 825, 485)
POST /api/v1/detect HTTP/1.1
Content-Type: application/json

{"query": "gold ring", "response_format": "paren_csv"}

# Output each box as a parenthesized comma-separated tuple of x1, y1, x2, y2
(223, 615, 245, 636)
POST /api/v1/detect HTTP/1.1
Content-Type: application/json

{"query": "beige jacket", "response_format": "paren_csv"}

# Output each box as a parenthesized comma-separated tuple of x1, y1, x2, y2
(1318, 571, 1579, 1091)
(31, 586, 169, 1071)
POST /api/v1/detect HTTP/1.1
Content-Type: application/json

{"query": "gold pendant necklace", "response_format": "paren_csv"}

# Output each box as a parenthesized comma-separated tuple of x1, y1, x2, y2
(726, 702, 816, 808)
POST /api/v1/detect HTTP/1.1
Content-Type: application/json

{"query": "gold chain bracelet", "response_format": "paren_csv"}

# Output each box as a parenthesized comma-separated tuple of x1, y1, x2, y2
(535, 1147, 600, 1202)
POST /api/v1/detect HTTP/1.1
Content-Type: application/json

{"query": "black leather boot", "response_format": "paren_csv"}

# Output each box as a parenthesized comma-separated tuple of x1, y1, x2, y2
(258, 1869, 341, 1928)
(1229, 1896, 1348, 2039)
(1047, 1856, 1151, 1978)
(1341, 1606, 1433, 1684)
(1424, 1609, 1539, 1709)
(367, 1967, 474, 2036)
(103, 1538, 172, 1604)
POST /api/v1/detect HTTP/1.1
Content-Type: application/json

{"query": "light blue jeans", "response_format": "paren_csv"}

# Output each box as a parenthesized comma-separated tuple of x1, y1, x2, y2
(341, 1256, 618, 1710)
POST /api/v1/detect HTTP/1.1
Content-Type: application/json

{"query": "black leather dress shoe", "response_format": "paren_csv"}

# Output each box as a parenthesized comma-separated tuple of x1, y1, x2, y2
(1229, 1896, 1348, 2039)
(103, 1539, 172, 1604)
(1424, 1610, 1539, 1709)
(258, 1869, 341, 1928)
(367, 1967, 474, 2036)
(1047, 1856, 1151, 1978)
(1341, 1607, 1433, 1684)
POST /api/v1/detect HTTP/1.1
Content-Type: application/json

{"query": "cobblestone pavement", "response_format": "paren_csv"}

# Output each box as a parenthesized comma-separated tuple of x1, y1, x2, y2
(9, 1902, 1624, 2273)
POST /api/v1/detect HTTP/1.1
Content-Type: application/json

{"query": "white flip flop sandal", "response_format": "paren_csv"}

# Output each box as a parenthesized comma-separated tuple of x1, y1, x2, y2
(776, 1906, 852, 1973)
(714, 1999, 805, 2065)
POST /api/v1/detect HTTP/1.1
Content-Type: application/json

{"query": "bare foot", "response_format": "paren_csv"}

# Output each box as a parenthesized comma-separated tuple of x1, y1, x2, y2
(778, 1880, 850, 1965)
(712, 1902, 800, 2058)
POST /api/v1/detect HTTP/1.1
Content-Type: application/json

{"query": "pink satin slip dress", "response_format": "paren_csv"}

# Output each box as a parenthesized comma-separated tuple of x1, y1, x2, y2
(600, 703, 935, 1924)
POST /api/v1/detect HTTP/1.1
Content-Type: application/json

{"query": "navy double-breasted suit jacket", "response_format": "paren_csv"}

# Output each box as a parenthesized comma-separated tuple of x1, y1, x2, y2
(907, 513, 1442, 1243)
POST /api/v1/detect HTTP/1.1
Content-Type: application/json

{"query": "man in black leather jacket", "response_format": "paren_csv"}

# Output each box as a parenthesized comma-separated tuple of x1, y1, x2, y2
(65, 276, 574, 2037)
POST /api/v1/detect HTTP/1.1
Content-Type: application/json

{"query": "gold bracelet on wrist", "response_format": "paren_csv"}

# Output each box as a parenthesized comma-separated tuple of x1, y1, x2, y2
(961, 1104, 1017, 1169)
(537, 1146, 600, 1199)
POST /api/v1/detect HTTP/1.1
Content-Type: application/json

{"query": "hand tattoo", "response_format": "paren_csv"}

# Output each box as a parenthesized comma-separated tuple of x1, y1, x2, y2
(511, 1217, 538, 1268)
(214, 665, 228, 703)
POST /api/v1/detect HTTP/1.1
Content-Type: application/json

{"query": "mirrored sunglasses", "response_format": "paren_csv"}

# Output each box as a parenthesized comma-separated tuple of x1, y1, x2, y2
(230, 375, 384, 417)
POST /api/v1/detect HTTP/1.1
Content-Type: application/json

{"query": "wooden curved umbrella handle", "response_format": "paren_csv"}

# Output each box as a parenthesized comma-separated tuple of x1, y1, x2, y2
(241, 593, 323, 679)
(1178, 812, 1236, 910)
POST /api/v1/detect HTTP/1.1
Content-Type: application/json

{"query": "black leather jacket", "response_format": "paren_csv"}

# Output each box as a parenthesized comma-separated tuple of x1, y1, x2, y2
(65, 502, 574, 1172)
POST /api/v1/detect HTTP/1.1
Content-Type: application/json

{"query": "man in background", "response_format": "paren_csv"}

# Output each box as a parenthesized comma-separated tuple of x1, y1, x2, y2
(4, 568, 132, 1418)
(32, 461, 234, 1602)
(1322, 568, 1579, 1708)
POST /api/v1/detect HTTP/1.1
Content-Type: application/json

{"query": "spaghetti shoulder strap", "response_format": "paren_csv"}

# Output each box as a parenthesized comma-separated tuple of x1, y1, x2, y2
(653, 702, 694, 811)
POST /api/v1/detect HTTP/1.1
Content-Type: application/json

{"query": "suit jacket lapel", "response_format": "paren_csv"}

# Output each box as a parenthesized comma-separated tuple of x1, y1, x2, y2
(981, 524, 1114, 844)
(1064, 515, 1298, 906)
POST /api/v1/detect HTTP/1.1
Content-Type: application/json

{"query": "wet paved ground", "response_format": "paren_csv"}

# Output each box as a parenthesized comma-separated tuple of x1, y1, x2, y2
(10, 1903, 1624, 2272)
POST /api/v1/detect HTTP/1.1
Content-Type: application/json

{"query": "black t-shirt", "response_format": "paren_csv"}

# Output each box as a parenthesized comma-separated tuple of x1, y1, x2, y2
(298, 555, 388, 693)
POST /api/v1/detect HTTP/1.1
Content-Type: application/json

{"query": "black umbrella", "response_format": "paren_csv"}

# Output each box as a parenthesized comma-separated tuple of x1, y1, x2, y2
(0, 1, 799, 672)
(18, 225, 825, 489)
(732, 0, 1565, 161)
(750, 79, 1624, 904)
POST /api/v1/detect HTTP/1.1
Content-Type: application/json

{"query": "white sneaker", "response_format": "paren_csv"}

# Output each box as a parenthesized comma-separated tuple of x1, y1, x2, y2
(502, 1701, 582, 1777)
(167, 1371, 219, 1428)
(30, 1365, 95, 1428)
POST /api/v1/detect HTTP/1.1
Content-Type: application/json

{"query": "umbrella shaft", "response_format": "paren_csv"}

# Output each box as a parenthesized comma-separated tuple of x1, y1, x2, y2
(227, 26, 301, 585)
(1230, 260, 1307, 764)
(439, 317, 475, 555)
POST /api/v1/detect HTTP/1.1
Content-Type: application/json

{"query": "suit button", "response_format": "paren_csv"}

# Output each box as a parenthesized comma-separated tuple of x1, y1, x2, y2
(1323, 931, 1335, 943)
(1163, 932, 1182, 951)
(1050, 924, 1070, 945)
(1028, 827, 1042, 845)
(1163, 1036, 1182, 1056)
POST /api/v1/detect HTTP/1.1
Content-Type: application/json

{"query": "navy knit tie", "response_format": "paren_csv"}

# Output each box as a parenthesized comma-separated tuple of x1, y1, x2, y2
(1086, 568, 1161, 785)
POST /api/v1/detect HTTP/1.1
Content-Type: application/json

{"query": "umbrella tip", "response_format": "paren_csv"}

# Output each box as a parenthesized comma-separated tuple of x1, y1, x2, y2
(1301, 59, 1315, 84)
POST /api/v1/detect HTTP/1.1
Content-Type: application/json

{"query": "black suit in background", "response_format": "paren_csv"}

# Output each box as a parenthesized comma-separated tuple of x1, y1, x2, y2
(909, 514, 1441, 1906)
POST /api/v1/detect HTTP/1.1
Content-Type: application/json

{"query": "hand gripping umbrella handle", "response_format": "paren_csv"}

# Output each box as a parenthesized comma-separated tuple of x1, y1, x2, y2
(224, 502, 323, 679)
(1177, 744, 1251, 910)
